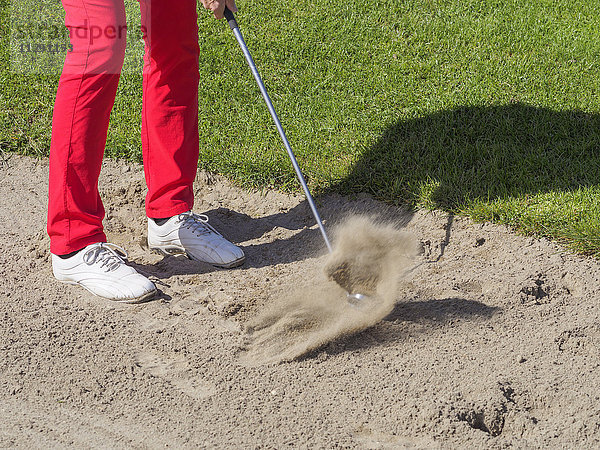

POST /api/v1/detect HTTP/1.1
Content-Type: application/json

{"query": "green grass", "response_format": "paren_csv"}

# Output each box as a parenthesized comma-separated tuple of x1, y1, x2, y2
(2, 0, 600, 255)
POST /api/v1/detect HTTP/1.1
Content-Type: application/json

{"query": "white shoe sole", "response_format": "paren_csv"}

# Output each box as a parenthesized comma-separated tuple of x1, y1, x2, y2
(58, 280, 158, 304)
(150, 246, 246, 269)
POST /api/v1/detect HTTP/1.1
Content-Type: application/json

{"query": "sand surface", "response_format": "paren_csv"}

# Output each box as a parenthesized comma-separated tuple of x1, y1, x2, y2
(1, 155, 600, 448)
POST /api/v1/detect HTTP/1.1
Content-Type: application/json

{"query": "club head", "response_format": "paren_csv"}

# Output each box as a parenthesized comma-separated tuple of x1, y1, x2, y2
(346, 292, 370, 308)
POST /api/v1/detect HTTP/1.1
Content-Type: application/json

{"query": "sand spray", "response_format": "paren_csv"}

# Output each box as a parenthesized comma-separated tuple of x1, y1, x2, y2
(239, 216, 418, 366)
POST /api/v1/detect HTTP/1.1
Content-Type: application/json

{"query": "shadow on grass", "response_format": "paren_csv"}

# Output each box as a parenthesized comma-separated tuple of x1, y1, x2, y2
(133, 104, 600, 275)
(332, 103, 600, 209)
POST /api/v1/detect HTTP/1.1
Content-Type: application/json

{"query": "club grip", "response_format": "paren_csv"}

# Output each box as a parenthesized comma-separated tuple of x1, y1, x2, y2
(224, 7, 238, 30)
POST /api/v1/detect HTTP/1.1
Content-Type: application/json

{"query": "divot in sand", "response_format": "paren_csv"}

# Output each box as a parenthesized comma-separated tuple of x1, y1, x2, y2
(239, 216, 418, 365)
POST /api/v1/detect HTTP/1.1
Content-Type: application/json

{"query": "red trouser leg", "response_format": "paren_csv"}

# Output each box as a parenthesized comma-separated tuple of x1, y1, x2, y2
(139, 0, 200, 219)
(47, 0, 126, 255)
(48, 0, 201, 254)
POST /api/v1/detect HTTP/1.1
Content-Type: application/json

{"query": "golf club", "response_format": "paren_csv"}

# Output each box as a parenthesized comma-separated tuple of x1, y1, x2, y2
(223, 7, 367, 306)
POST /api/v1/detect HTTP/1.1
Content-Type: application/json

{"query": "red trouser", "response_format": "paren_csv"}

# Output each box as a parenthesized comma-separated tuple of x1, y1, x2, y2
(47, 0, 200, 255)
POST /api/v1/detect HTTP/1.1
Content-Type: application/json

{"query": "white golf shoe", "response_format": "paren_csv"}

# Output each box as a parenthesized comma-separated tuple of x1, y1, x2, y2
(147, 211, 245, 268)
(52, 243, 157, 303)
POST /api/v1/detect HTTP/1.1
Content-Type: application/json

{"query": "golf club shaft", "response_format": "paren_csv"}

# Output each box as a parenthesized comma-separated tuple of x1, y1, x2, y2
(224, 8, 333, 253)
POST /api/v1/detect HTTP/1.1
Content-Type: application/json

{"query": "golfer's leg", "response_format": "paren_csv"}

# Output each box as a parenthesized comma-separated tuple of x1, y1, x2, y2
(47, 0, 127, 255)
(139, 0, 200, 218)
(140, 1, 244, 268)
(47, 0, 157, 302)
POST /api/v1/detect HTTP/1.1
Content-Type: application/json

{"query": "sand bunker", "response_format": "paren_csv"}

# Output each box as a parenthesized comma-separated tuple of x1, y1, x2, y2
(239, 216, 418, 365)
(6, 156, 600, 447)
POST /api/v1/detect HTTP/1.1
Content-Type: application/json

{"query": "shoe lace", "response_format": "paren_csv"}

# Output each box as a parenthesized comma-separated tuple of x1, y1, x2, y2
(82, 243, 128, 272)
(178, 212, 222, 238)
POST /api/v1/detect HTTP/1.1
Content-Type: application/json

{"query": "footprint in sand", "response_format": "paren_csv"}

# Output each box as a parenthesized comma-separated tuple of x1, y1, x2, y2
(132, 311, 180, 332)
(134, 351, 216, 400)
